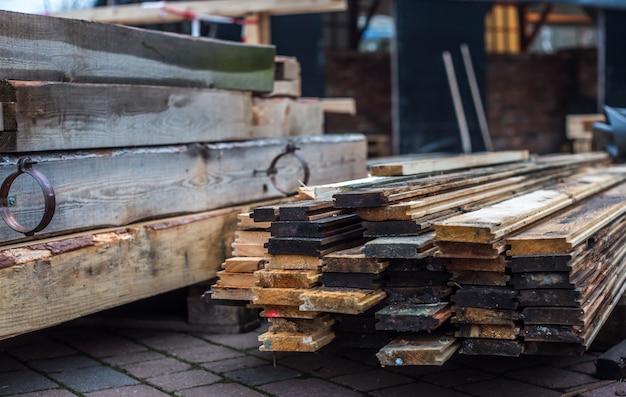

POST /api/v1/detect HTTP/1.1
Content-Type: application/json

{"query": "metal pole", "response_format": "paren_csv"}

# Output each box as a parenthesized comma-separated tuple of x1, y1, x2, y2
(461, 43, 494, 151)
(442, 51, 472, 153)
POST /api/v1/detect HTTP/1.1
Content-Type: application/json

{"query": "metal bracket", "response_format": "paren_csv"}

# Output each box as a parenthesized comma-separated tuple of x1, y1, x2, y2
(263, 143, 310, 196)
(0, 157, 56, 236)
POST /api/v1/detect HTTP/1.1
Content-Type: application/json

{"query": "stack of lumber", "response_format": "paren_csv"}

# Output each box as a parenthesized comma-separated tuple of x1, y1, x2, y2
(507, 182, 626, 355)
(566, 113, 605, 153)
(224, 149, 626, 366)
(0, 10, 367, 340)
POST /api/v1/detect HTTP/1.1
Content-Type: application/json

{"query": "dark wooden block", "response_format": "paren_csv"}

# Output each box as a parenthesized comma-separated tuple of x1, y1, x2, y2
(386, 286, 454, 304)
(518, 289, 582, 307)
(375, 303, 451, 332)
(363, 220, 424, 237)
(522, 307, 584, 326)
(270, 214, 361, 237)
(459, 338, 523, 356)
(451, 287, 518, 310)
(321, 272, 385, 289)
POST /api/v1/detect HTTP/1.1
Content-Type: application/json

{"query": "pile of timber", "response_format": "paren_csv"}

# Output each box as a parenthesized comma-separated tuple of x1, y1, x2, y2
(0, 10, 367, 340)
(212, 149, 626, 364)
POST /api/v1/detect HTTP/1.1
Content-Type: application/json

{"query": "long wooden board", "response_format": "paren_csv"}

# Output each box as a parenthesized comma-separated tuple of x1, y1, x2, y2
(299, 287, 387, 314)
(0, 135, 366, 245)
(433, 167, 626, 244)
(0, 204, 253, 340)
(376, 334, 460, 366)
(0, 81, 326, 152)
(0, 11, 274, 92)
(370, 151, 529, 176)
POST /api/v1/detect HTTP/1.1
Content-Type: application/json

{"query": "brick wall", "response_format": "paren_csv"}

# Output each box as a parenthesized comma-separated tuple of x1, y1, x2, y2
(325, 49, 597, 155)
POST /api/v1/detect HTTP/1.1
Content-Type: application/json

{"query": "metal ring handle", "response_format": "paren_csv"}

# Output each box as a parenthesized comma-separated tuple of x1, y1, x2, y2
(0, 157, 56, 236)
(267, 143, 310, 196)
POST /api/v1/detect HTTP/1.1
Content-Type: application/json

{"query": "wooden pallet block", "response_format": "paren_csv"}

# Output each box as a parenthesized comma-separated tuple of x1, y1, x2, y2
(299, 287, 387, 315)
(376, 334, 461, 366)
(321, 272, 385, 289)
(385, 286, 454, 304)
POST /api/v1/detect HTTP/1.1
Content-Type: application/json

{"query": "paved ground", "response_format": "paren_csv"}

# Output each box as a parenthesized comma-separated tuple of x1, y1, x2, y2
(0, 311, 623, 397)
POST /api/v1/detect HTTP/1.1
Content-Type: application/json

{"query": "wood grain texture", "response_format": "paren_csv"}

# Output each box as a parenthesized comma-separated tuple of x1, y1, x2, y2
(376, 334, 460, 366)
(0, 135, 366, 245)
(0, 206, 247, 340)
(0, 10, 274, 92)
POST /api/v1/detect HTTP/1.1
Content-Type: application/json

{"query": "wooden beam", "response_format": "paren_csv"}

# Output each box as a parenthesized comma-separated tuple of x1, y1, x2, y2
(0, 10, 275, 92)
(0, 135, 366, 245)
(0, 204, 259, 340)
(51, 0, 347, 25)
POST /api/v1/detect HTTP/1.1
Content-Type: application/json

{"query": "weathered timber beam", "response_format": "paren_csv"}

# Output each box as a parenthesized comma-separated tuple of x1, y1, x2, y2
(0, 81, 323, 152)
(51, 0, 347, 25)
(0, 204, 259, 341)
(0, 11, 274, 92)
(0, 134, 367, 245)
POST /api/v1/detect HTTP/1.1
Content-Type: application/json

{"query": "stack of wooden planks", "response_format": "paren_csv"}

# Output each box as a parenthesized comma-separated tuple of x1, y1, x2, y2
(209, 149, 626, 365)
(0, 10, 368, 340)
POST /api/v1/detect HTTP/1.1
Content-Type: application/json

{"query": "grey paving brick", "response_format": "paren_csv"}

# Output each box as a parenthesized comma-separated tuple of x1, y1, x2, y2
(569, 360, 598, 376)
(202, 355, 268, 373)
(0, 355, 27, 372)
(455, 378, 562, 397)
(332, 368, 413, 392)
(146, 369, 222, 392)
(334, 348, 381, 367)
(29, 355, 100, 373)
(370, 382, 474, 397)
(528, 353, 598, 368)
(121, 357, 190, 379)
(259, 378, 364, 397)
(8, 342, 76, 362)
(101, 350, 166, 367)
(224, 364, 301, 386)
(139, 333, 207, 352)
(382, 364, 455, 377)
(0, 370, 58, 396)
(168, 344, 244, 363)
(84, 385, 171, 397)
(278, 352, 372, 378)
(507, 365, 598, 390)
(3, 389, 78, 397)
(47, 366, 138, 393)
(178, 382, 267, 397)
(65, 335, 147, 358)
(421, 368, 495, 387)
(196, 330, 264, 351)
(451, 354, 537, 374)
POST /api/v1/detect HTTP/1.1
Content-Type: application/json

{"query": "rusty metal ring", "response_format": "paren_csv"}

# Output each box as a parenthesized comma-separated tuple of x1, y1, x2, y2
(267, 143, 310, 196)
(0, 157, 56, 236)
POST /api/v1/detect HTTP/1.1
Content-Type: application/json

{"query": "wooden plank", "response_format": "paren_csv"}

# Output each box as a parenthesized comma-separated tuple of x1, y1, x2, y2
(258, 329, 335, 352)
(237, 213, 271, 231)
(209, 285, 256, 301)
(363, 234, 435, 259)
(0, 11, 274, 92)
(0, 205, 249, 340)
(254, 269, 320, 288)
(376, 334, 460, 366)
(370, 151, 529, 177)
(252, 287, 305, 306)
(265, 254, 323, 270)
(321, 272, 385, 289)
(0, 134, 366, 245)
(446, 257, 507, 272)
(436, 240, 506, 259)
(266, 228, 366, 257)
(0, 80, 263, 152)
(375, 303, 452, 332)
(451, 287, 518, 310)
(269, 214, 361, 237)
(51, 0, 347, 25)
(449, 270, 510, 286)
(221, 257, 267, 273)
(252, 97, 324, 138)
(319, 98, 357, 115)
(299, 287, 387, 315)
(523, 341, 586, 356)
(216, 270, 256, 288)
(522, 325, 583, 343)
(386, 286, 454, 304)
(506, 182, 626, 255)
(322, 246, 389, 274)
(566, 114, 605, 140)
(277, 200, 342, 221)
(455, 324, 520, 340)
(260, 305, 320, 319)
(433, 167, 626, 244)
(452, 306, 520, 325)
(518, 289, 582, 307)
(459, 339, 523, 356)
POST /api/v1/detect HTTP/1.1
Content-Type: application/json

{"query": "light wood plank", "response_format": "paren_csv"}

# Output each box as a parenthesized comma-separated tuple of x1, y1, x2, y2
(376, 334, 460, 366)
(370, 151, 530, 177)
(299, 287, 387, 314)
(0, 10, 274, 92)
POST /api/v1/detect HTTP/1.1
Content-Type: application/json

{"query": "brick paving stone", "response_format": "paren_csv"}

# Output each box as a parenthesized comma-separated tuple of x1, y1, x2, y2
(138, 333, 207, 352)
(507, 365, 598, 390)
(451, 355, 537, 374)
(454, 378, 562, 397)
(8, 342, 76, 362)
(203, 355, 268, 373)
(196, 330, 264, 351)
(420, 368, 495, 387)
(4, 389, 78, 397)
(0, 332, 52, 350)
(47, 366, 138, 393)
(224, 364, 301, 386)
(29, 355, 100, 373)
(278, 352, 372, 379)
(0, 355, 27, 371)
(569, 360, 598, 376)
(121, 357, 190, 378)
(370, 382, 474, 397)
(333, 348, 381, 367)
(65, 335, 147, 358)
(382, 364, 455, 378)
(146, 369, 222, 392)
(167, 343, 244, 363)
(100, 350, 165, 367)
(332, 368, 413, 392)
(178, 382, 267, 397)
(84, 385, 171, 397)
(0, 370, 58, 396)
(259, 378, 364, 397)
(528, 353, 598, 368)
